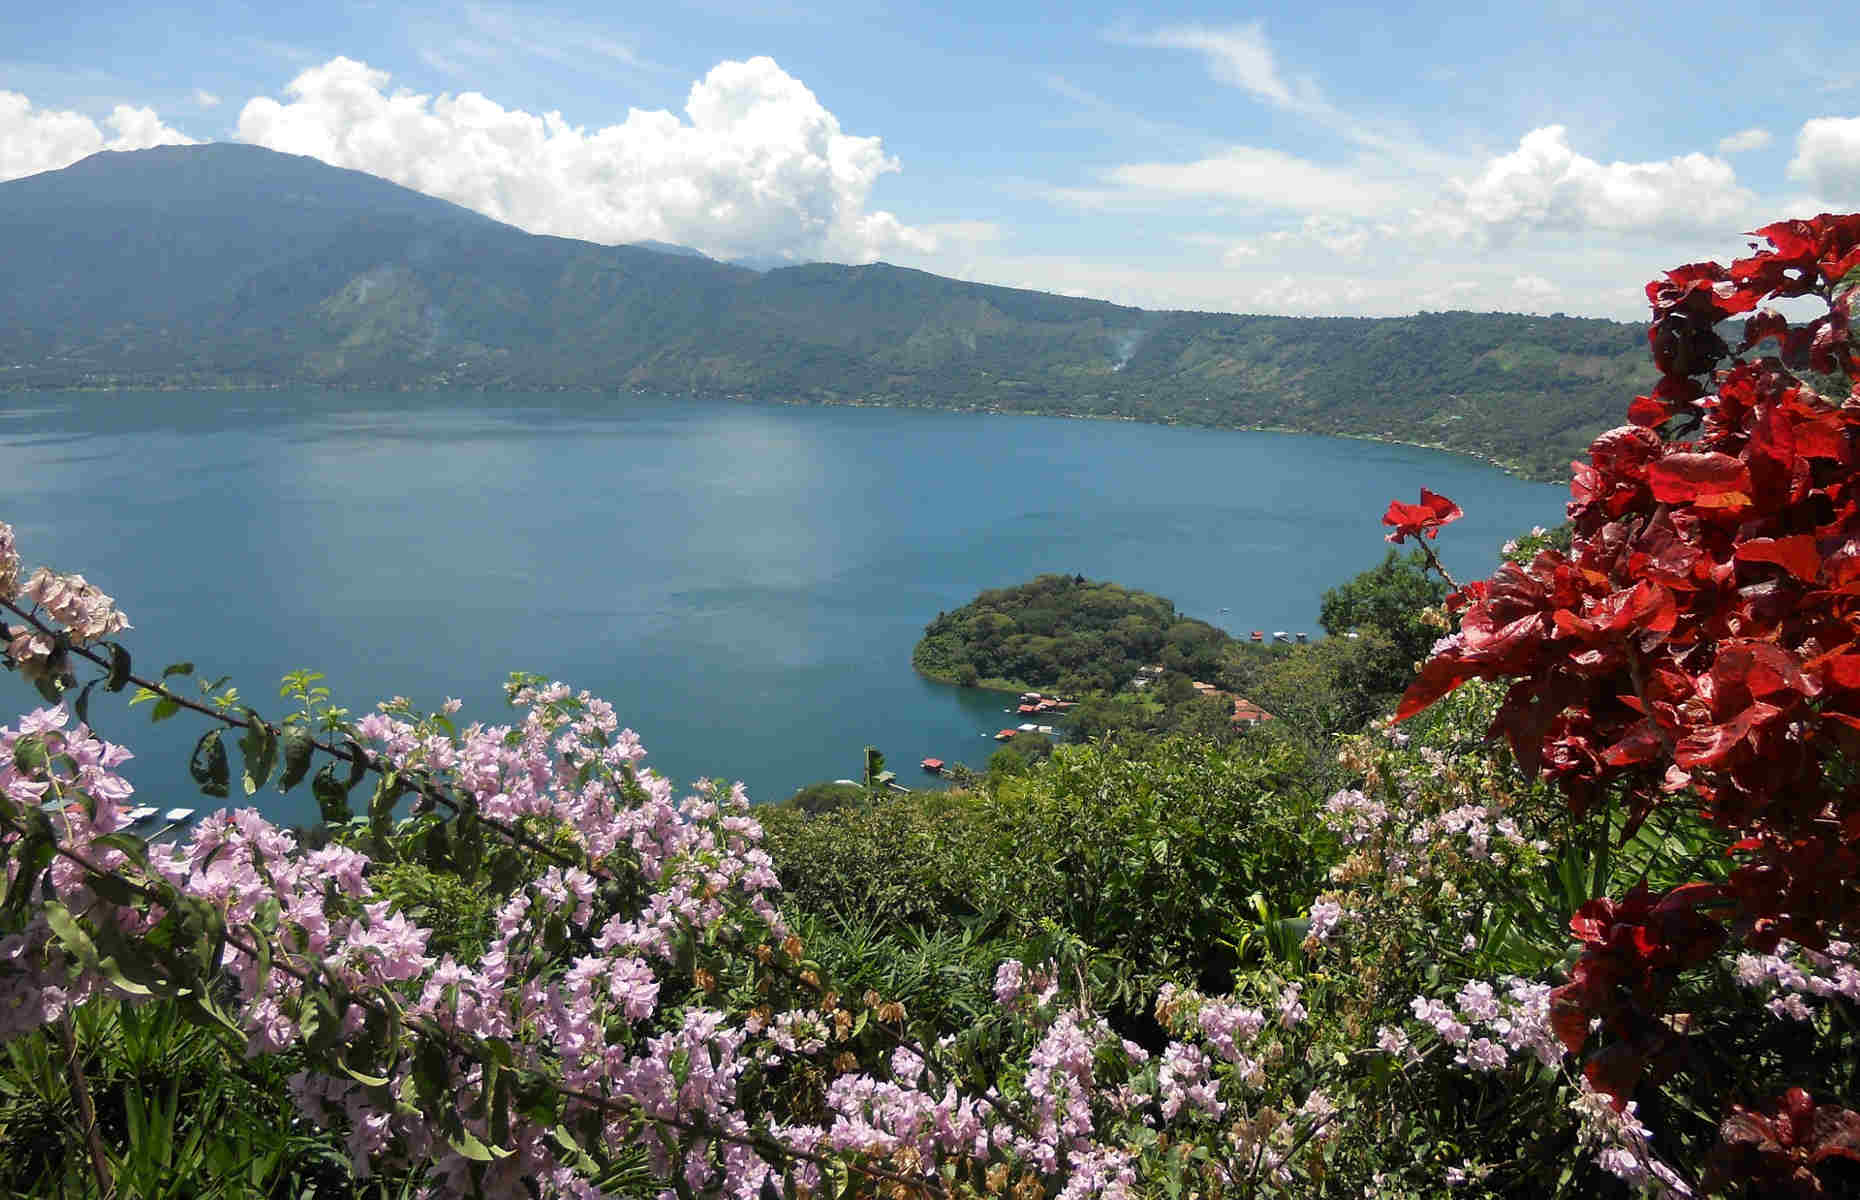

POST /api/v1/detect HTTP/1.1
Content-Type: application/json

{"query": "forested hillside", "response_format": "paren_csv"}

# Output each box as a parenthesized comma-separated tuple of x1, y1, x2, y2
(0, 144, 1645, 479)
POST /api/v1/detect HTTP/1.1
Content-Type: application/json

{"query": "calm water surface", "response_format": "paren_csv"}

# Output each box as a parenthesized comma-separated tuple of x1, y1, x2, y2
(0, 391, 1566, 824)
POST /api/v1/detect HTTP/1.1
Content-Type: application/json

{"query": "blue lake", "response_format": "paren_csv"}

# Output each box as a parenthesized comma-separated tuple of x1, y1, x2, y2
(0, 391, 1567, 824)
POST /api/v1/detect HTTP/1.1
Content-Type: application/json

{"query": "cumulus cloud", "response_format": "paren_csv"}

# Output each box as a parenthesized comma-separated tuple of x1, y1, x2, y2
(192, 88, 221, 109)
(1434, 125, 1751, 241)
(0, 92, 195, 181)
(1105, 146, 1401, 218)
(1249, 275, 1370, 314)
(1717, 127, 1770, 153)
(1788, 116, 1860, 202)
(235, 56, 931, 263)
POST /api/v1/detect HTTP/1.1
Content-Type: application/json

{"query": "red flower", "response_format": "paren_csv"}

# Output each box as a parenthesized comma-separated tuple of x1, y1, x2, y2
(1381, 489, 1463, 543)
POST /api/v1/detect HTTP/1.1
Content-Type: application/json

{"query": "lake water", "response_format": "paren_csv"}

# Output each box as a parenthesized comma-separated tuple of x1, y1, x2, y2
(0, 390, 1567, 825)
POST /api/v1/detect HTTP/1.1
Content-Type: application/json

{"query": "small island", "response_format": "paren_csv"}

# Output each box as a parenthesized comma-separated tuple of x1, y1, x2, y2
(912, 574, 1237, 695)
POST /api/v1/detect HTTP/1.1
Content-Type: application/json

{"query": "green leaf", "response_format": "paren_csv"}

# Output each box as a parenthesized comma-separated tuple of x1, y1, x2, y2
(189, 729, 230, 798)
(43, 899, 100, 967)
(424, 820, 451, 871)
(338, 1061, 391, 1088)
(449, 1124, 511, 1162)
(312, 763, 353, 825)
(490, 1064, 513, 1147)
(87, 871, 142, 907)
(105, 643, 132, 692)
(245, 922, 272, 1001)
(551, 1126, 601, 1176)
(237, 710, 277, 795)
(150, 697, 181, 723)
(89, 832, 151, 869)
(73, 679, 97, 727)
(162, 662, 195, 679)
(96, 955, 154, 997)
(369, 770, 403, 838)
(277, 727, 316, 793)
(12, 734, 48, 773)
(298, 996, 323, 1045)
(343, 742, 369, 788)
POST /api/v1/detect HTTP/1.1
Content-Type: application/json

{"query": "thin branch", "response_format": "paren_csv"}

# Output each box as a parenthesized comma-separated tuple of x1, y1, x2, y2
(57, 1013, 116, 1200)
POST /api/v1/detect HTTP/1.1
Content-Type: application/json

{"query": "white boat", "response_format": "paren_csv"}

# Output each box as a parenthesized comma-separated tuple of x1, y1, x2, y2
(125, 805, 159, 824)
(162, 807, 196, 823)
(1272, 631, 1292, 643)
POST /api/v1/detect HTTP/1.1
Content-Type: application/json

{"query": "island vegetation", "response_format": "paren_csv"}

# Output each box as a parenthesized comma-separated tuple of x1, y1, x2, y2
(911, 552, 1457, 758)
(911, 574, 1236, 695)
(1, 213, 1858, 1200)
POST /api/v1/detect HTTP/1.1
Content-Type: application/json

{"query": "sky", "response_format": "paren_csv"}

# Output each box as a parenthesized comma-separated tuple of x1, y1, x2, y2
(2, 1, 1857, 320)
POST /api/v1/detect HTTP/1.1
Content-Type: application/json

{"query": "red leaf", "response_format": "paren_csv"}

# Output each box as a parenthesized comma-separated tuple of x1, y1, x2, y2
(1674, 702, 1783, 768)
(1812, 652, 1860, 691)
(1393, 652, 1477, 721)
(1736, 535, 1822, 583)
(1547, 981, 1593, 1056)
(1601, 720, 1664, 768)
(1807, 1106, 1860, 1165)
(1714, 641, 1816, 699)
(1628, 394, 1671, 427)
(1647, 452, 1753, 506)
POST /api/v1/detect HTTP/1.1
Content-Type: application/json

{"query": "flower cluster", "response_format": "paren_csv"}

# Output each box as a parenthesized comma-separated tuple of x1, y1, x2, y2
(1570, 1084, 1693, 1199)
(0, 532, 133, 685)
(0, 521, 17, 602)
(1731, 939, 1860, 1022)
(1404, 977, 1561, 1074)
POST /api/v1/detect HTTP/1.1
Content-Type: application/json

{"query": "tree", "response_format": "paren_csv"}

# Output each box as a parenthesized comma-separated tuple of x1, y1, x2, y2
(1318, 548, 1447, 665)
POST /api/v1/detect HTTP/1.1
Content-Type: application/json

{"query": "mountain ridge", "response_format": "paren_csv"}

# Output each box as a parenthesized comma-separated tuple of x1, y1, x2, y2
(0, 143, 1649, 479)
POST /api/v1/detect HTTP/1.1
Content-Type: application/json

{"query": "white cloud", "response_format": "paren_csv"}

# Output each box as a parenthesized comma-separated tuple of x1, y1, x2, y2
(1512, 273, 1557, 299)
(1105, 146, 1401, 218)
(235, 56, 931, 263)
(1119, 23, 1459, 179)
(1127, 23, 1304, 110)
(1788, 116, 1860, 202)
(192, 88, 221, 109)
(921, 220, 1001, 245)
(1435, 126, 1751, 240)
(0, 91, 195, 181)
(1717, 127, 1770, 153)
(418, 4, 658, 78)
(1248, 275, 1369, 314)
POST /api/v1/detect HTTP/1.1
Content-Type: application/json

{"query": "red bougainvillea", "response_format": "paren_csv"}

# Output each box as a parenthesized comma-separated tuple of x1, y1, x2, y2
(1395, 214, 1860, 1165)
(1382, 488, 1464, 543)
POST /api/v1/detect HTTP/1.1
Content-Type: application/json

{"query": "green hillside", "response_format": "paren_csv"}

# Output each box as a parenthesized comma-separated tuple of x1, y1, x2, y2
(0, 144, 1649, 479)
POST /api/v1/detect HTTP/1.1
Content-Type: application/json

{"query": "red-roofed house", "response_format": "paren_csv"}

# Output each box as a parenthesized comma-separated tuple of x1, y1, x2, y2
(1232, 697, 1276, 725)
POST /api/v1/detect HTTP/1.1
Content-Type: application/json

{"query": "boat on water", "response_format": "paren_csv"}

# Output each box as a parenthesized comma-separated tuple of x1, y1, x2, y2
(125, 805, 159, 825)
(162, 807, 197, 824)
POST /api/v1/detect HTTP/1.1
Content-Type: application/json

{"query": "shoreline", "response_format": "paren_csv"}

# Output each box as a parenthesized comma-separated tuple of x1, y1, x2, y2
(912, 666, 1033, 695)
(1, 382, 1570, 485)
